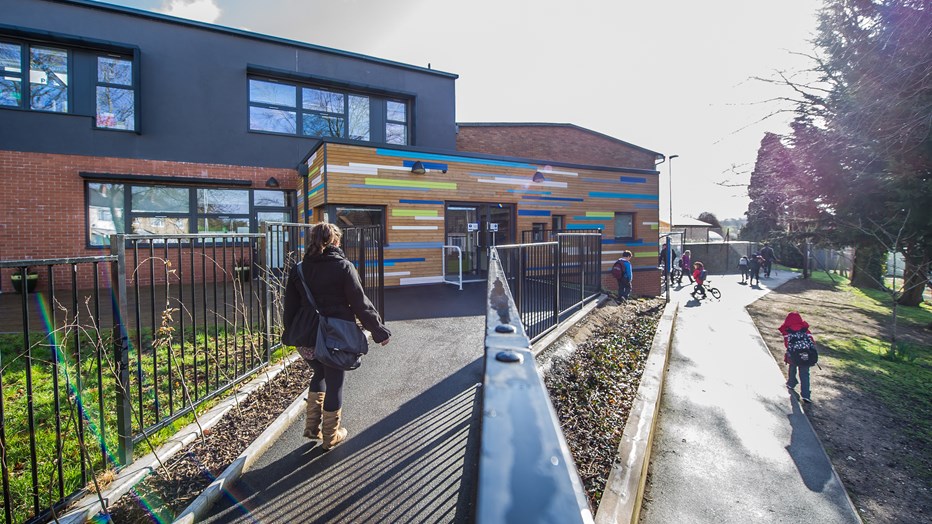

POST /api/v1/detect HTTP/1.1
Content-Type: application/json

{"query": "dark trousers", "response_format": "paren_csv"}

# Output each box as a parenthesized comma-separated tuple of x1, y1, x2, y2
(308, 359, 345, 411)
(617, 278, 631, 299)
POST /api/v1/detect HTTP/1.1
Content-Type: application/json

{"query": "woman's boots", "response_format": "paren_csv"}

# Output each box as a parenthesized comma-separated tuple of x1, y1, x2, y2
(304, 392, 326, 440)
(321, 409, 348, 450)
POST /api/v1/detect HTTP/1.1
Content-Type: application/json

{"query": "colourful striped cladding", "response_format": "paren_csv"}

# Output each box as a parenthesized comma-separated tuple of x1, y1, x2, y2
(319, 143, 660, 292)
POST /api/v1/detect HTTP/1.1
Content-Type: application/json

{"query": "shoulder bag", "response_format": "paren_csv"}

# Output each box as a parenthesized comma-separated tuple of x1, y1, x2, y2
(290, 262, 369, 371)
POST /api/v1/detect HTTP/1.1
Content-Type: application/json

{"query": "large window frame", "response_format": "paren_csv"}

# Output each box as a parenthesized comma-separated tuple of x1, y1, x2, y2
(0, 34, 139, 131)
(248, 75, 408, 145)
(324, 204, 386, 244)
(85, 181, 293, 248)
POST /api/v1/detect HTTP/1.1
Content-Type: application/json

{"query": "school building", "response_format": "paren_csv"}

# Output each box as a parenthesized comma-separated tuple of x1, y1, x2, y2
(1, 0, 665, 297)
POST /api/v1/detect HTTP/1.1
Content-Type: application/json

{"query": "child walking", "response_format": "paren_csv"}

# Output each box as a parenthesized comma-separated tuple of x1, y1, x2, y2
(738, 255, 749, 284)
(780, 311, 817, 403)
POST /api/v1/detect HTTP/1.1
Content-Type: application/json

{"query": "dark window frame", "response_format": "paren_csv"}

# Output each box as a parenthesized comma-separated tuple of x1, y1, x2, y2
(247, 74, 408, 145)
(613, 211, 636, 241)
(84, 180, 293, 248)
(95, 53, 136, 132)
(0, 30, 141, 131)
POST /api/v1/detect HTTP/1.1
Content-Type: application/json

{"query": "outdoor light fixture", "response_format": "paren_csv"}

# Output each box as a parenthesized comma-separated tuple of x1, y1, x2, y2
(410, 161, 426, 174)
(532, 171, 546, 183)
(297, 164, 310, 177)
(265, 176, 280, 188)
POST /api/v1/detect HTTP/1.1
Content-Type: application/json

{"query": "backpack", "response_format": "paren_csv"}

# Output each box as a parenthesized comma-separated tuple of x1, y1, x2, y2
(786, 329, 818, 367)
(699, 269, 707, 281)
(611, 259, 628, 281)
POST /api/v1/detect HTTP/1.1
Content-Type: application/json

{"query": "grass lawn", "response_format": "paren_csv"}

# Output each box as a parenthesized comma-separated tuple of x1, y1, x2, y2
(0, 322, 286, 523)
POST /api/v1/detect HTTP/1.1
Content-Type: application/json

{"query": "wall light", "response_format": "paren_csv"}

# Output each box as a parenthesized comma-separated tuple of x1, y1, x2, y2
(265, 176, 280, 188)
(410, 161, 427, 174)
(297, 164, 310, 177)
(532, 171, 546, 183)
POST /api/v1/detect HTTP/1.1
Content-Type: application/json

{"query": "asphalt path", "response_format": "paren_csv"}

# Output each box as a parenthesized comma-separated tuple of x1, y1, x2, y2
(203, 282, 488, 524)
(640, 271, 861, 523)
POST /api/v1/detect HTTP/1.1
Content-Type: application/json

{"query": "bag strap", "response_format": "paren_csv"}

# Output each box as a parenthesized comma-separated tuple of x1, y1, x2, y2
(294, 262, 321, 314)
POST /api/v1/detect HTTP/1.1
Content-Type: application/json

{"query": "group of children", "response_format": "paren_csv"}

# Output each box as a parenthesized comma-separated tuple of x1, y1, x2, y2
(615, 248, 710, 301)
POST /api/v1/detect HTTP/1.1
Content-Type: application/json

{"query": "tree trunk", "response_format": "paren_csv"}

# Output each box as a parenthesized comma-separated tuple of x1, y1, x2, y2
(896, 253, 928, 307)
(850, 243, 884, 289)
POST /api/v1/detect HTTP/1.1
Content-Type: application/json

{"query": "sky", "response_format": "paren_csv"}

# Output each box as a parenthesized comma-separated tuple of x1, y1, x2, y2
(97, 0, 822, 221)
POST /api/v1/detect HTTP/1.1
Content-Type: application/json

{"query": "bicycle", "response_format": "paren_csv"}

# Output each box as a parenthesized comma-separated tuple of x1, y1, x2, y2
(691, 280, 721, 300)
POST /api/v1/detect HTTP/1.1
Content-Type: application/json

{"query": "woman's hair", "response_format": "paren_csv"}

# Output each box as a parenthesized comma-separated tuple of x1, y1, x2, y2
(307, 222, 342, 256)
(693, 261, 704, 269)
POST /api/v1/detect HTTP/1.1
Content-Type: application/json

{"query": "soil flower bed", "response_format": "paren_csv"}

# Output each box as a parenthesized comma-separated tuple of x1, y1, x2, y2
(543, 297, 665, 509)
(104, 362, 313, 523)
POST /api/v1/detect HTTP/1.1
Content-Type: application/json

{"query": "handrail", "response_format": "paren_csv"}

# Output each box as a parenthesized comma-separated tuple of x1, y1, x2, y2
(477, 248, 594, 523)
(441, 244, 463, 290)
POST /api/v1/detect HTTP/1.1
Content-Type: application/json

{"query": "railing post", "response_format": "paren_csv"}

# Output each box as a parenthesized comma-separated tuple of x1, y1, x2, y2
(553, 238, 561, 322)
(110, 234, 133, 466)
(260, 223, 272, 362)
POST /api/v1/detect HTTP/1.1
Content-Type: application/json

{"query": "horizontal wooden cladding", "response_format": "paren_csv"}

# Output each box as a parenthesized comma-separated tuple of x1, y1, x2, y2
(322, 143, 659, 287)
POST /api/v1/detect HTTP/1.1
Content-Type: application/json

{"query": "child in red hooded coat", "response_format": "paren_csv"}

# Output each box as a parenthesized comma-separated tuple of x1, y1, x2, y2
(779, 311, 815, 403)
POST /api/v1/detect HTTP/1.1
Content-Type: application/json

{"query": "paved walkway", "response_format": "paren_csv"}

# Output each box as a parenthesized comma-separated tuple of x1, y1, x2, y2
(641, 271, 861, 523)
(202, 283, 488, 523)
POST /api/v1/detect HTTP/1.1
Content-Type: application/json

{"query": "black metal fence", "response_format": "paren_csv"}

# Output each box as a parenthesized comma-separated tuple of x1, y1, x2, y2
(496, 232, 603, 341)
(0, 225, 384, 524)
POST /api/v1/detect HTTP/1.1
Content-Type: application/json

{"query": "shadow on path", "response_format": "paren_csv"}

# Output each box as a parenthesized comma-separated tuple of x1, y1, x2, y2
(205, 358, 483, 524)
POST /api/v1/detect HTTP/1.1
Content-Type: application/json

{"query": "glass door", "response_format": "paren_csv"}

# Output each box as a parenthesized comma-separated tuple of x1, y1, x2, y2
(445, 203, 513, 278)
(445, 205, 480, 277)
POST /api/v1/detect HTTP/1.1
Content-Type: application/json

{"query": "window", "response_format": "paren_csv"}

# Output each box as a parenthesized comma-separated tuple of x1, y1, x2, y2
(85, 182, 291, 246)
(29, 46, 68, 112)
(614, 212, 635, 240)
(532, 222, 547, 242)
(249, 79, 297, 133)
(551, 215, 566, 232)
(96, 56, 135, 130)
(385, 99, 407, 145)
(248, 76, 404, 144)
(1, 38, 138, 128)
(0, 42, 23, 107)
(330, 205, 384, 229)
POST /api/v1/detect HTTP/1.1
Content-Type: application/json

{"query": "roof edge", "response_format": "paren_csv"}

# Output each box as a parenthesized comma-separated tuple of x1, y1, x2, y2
(457, 122, 663, 158)
(304, 137, 660, 176)
(50, 0, 458, 79)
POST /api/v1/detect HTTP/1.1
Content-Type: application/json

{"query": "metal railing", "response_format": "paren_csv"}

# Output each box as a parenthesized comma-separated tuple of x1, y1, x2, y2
(0, 226, 384, 524)
(495, 232, 603, 341)
(0, 257, 118, 524)
(477, 249, 593, 523)
(441, 245, 463, 290)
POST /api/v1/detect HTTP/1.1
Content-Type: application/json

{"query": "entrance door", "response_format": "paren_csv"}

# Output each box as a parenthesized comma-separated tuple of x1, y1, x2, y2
(445, 202, 513, 279)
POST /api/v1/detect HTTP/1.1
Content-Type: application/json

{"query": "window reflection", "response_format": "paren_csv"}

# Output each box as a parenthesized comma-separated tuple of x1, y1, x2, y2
(131, 186, 189, 213)
(29, 47, 68, 112)
(88, 182, 125, 246)
(197, 189, 249, 214)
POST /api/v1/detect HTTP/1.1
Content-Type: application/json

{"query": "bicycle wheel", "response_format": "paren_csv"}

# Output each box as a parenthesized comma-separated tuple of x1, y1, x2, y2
(709, 287, 722, 299)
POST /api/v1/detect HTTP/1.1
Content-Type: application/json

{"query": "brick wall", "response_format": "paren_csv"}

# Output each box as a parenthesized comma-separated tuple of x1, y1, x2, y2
(0, 150, 294, 291)
(456, 124, 658, 170)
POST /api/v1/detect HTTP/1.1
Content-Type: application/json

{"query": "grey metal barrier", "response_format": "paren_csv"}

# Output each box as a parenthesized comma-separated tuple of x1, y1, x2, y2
(477, 248, 594, 523)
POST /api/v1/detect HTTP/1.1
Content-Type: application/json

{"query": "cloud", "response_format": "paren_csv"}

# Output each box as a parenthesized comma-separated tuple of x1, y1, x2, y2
(157, 0, 221, 23)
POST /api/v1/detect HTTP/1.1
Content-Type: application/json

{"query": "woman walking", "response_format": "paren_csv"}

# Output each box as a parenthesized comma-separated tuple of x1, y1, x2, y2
(283, 222, 391, 449)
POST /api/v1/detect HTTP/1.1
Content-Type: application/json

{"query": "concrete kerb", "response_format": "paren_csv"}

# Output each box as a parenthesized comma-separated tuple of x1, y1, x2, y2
(595, 299, 678, 524)
(173, 390, 308, 524)
(58, 353, 305, 524)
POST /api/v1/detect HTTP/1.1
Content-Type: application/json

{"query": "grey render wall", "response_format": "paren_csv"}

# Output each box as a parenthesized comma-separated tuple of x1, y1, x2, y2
(1, 0, 458, 169)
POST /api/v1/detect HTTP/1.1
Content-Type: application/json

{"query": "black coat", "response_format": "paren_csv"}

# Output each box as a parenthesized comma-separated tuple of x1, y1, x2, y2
(283, 246, 391, 343)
